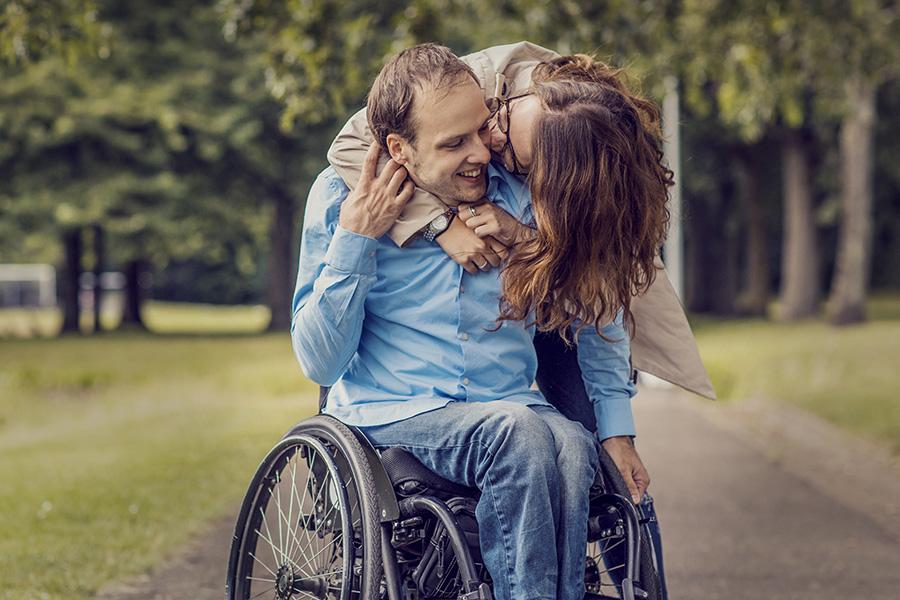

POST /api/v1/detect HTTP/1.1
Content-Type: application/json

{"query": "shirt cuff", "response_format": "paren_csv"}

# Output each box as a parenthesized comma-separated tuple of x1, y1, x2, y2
(325, 225, 379, 274)
(594, 395, 637, 441)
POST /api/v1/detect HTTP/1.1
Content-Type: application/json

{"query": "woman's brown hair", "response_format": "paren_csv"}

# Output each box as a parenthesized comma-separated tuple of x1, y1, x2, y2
(499, 55, 672, 341)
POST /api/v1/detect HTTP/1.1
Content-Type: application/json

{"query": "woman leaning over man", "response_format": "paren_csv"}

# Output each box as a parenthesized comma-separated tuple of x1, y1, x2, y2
(326, 42, 714, 500)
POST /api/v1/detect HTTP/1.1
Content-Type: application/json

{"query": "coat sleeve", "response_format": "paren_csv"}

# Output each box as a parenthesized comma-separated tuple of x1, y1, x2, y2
(327, 108, 447, 247)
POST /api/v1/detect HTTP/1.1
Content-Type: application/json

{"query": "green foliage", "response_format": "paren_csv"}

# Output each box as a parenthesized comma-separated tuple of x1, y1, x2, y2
(219, 0, 437, 130)
(0, 1, 327, 306)
(0, 0, 109, 65)
(678, 0, 900, 141)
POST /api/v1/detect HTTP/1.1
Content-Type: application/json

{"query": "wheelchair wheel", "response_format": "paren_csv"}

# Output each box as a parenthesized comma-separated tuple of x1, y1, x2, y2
(227, 416, 383, 600)
(585, 449, 663, 600)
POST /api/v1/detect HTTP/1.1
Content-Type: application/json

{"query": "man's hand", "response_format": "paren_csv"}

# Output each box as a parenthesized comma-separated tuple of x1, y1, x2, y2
(601, 436, 650, 504)
(459, 202, 536, 247)
(339, 144, 415, 239)
(436, 216, 509, 274)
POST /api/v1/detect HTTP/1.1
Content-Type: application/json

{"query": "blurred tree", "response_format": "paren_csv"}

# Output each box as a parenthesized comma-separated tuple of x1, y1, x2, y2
(815, 0, 899, 325)
(680, 0, 900, 322)
(0, 0, 108, 64)
(0, 0, 311, 331)
(678, 0, 825, 320)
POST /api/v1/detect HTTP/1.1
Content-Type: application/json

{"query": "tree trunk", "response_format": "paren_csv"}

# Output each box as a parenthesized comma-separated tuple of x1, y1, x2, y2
(267, 188, 298, 331)
(121, 259, 148, 330)
(735, 149, 769, 315)
(778, 131, 820, 320)
(60, 228, 83, 334)
(92, 224, 104, 333)
(827, 76, 876, 325)
(711, 212, 740, 315)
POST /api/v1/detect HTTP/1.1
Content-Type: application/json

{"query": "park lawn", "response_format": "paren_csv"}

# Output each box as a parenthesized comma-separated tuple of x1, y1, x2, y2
(0, 330, 318, 600)
(692, 296, 900, 453)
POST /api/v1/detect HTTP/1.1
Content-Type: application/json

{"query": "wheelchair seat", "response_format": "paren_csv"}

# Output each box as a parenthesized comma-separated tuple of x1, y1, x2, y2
(380, 446, 479, 499)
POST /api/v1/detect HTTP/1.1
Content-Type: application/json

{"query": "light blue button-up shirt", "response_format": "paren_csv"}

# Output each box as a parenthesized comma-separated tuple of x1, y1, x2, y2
(291, 164, 636, 440)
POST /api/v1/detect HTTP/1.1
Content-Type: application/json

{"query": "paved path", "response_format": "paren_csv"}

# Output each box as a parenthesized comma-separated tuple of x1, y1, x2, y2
(99, 388, 900, 599)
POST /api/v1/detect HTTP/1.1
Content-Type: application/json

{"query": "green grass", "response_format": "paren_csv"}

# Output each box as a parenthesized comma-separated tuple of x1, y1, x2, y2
(0, 301, 271, 338)
(692, 294, 900, 453)
(0, 326, 317, 599)
(2, 296, 899, 598)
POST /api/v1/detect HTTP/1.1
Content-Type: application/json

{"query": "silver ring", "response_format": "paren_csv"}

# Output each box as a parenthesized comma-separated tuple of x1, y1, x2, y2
(477, 261, 487, 269)
(469, 206, 477, 218)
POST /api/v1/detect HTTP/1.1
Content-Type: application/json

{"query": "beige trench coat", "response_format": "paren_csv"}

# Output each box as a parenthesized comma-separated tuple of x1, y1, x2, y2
(327, 42, 716, 400)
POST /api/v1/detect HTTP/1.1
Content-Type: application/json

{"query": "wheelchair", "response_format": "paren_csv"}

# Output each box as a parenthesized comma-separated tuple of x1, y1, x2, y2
(226, 334, 666, 600)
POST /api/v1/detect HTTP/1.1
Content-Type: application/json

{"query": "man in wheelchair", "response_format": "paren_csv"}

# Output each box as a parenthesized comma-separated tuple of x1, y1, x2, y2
(227, 44, 674, 600)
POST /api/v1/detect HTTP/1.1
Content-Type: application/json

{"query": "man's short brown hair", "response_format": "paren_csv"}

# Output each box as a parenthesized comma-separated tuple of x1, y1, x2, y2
(367, 43, 477, 150)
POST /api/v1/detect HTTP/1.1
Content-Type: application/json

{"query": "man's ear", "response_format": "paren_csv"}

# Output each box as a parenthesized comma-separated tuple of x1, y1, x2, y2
(385, 133, 410, 165)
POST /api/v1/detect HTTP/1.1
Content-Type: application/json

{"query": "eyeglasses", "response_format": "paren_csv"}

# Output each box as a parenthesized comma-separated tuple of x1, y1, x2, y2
(486, 93, 531, 176)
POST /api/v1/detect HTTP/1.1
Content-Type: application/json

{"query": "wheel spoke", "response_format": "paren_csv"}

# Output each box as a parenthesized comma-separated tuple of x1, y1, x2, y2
(248, 583, 277, 599)
(254, 525, 302, 573)
(286, 449, 298, 560)
(247, 550, 277, 578)
(260, 504, 280, 568)
(297, 531, 343, 576)
(291, 449, 319, 571)
(292, 480, 340, 569)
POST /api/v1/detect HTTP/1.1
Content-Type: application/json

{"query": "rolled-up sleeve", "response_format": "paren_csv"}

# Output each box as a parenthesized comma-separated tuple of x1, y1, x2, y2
(291, 172, 379, 385)
(574, 312, 637, 440)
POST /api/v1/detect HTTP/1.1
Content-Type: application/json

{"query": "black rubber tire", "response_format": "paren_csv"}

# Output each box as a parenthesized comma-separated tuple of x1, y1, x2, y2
(226, 415, 383, 600)
(591, 446, 663, 600)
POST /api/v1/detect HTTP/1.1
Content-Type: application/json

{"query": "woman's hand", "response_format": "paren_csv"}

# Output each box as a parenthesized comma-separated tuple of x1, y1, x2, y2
(601, 436, 651, 504)
(436, 216, 509, 274)
(460, 202, 536, 247)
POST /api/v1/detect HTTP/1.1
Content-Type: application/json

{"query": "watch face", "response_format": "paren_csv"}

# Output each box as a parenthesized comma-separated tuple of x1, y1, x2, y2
(433, 214, 449, 231)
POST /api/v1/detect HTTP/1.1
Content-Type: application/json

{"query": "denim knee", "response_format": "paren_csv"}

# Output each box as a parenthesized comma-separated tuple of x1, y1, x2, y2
(482, 402, 558, 467)
(556, 427, 599, 485)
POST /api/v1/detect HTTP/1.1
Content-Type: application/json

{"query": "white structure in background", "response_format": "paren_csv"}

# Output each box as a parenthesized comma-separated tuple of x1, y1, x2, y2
(642, 76, 684, 392)
(662, 75, 683, 300)
(0, 264, 57, 308)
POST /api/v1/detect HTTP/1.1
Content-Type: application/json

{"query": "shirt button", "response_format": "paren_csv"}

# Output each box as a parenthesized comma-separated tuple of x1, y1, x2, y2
(459, 332, 469, 341)
(460, 285, 465, 294)
(463, 378, 470, 385)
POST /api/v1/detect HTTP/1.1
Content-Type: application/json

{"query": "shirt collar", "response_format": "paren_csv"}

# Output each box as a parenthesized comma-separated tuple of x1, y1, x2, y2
(485, 161, 532, 223)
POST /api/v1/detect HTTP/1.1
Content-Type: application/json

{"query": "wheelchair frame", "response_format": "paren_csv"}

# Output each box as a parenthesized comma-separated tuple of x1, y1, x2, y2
(226, 408, 662, 600)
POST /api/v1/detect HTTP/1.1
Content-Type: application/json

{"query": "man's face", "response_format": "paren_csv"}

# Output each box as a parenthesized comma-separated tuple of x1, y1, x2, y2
(389, 75, 492, 204)
(488, 94, 542, 174)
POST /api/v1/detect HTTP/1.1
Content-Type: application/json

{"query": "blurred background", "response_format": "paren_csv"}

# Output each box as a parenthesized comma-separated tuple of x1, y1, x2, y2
(1, 1, 898, 598)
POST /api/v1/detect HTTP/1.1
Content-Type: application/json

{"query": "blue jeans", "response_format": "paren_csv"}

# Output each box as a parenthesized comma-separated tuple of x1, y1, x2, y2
(360, 401, 599, 600)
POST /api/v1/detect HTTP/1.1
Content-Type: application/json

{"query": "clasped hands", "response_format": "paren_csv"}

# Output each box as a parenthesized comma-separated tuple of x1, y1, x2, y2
(439, 201, 536, 274)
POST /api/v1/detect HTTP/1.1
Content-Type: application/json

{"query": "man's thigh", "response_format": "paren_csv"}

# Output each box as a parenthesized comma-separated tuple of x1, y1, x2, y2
(359, 400, 556, 487)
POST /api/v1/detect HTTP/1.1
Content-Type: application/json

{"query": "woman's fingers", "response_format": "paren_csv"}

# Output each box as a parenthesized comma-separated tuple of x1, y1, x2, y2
(474, 224, 498, 238)
(386, 163, 409, 197)
(361, 144, 380, 182)
(396, 179, 414, 205)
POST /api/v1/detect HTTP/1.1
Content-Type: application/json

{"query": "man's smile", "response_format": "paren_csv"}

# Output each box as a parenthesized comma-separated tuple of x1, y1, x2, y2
(457, 166, 484, 184)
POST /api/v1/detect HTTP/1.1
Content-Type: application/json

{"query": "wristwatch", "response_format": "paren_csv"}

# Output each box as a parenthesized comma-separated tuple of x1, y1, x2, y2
(423, 210, 453, 242)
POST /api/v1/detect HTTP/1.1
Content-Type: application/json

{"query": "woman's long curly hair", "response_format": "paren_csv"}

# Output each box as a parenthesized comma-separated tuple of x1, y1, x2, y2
(498, 55, 673, 341)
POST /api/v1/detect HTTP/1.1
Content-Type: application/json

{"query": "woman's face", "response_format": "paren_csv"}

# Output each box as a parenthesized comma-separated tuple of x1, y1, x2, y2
(488, 95, 543, 174)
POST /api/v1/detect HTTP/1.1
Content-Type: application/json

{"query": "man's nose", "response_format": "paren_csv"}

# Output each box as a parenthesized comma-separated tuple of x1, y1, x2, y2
(470, 135, 491, 165)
